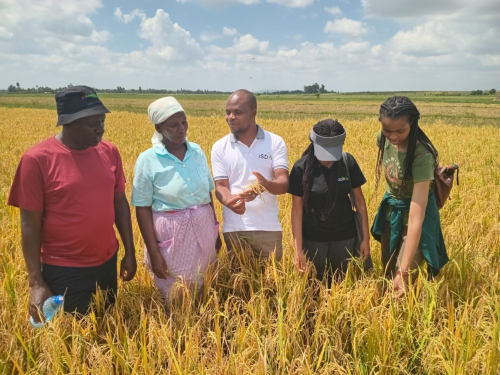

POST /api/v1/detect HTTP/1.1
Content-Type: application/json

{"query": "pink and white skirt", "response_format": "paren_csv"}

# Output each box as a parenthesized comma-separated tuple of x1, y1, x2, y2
(144, 204, 219, 301)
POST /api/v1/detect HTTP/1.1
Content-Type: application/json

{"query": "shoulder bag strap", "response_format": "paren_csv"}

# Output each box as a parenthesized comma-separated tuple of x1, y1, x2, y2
(342, 152, 357, 211)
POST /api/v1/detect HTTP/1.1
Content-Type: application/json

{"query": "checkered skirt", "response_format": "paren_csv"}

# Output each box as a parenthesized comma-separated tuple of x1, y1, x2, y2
(144, 204, 218, 301)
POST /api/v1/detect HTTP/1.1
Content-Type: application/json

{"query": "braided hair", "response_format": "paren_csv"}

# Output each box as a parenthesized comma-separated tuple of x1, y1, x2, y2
(301, 119, 345, 211)
(375, 96, 438, 198)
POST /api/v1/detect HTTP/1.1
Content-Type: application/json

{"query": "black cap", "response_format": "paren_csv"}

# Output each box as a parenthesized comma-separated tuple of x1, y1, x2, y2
(55, 85, 110, 126)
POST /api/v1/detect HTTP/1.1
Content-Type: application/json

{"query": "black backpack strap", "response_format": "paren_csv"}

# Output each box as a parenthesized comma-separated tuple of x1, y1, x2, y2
(342, 152, 356, 211)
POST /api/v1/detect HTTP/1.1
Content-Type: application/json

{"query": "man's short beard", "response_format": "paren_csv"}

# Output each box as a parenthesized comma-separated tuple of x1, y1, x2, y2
(230, 123, 251, 135)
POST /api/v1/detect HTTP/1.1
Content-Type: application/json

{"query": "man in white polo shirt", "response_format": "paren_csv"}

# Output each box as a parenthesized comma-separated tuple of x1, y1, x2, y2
(211, 89, 289, 260)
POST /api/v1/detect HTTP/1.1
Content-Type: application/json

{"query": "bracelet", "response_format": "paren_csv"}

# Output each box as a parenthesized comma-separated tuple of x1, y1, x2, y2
(396, 268, 409, 277)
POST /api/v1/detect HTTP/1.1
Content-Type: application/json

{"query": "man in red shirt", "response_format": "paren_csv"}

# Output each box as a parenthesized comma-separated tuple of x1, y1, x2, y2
(8, 86, 137, 321)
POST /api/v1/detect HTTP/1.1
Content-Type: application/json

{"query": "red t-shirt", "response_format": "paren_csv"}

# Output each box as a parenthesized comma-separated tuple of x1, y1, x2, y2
(8, 137, 126, 267)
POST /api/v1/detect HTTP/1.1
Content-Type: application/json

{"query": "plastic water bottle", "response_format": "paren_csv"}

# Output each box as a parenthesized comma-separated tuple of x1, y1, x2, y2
(30, 295, 64, 328)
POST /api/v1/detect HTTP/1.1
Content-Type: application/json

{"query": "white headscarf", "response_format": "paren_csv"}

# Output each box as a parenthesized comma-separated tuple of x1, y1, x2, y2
(147, 97, 185, 149)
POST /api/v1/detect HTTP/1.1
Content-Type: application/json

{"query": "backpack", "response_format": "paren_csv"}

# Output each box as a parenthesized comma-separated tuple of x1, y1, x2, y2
(433, 163, 459, 209)
(415, 151, 459, 209)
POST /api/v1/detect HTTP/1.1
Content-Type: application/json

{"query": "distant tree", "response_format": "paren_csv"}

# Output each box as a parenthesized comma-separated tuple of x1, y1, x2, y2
(304, 83, 320, 94)
(489, 88, 497, 95)
(471, 90, 483, 95)
(3, 84, 236, 95)
(139, 86, 142, 93)
(319, 84, 326, 93)
(68, 83, 73, 87)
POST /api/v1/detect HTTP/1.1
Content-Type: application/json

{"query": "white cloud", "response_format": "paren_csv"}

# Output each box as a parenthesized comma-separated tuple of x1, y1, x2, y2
(202, 40, 340, 84)
(277, 49, 298, 58)
(0, 0, 109, 56)
(340, 41, 370, 54)
(200, 31, 222, 42)
(324, 18, 368, 38)
(175, 0, 259, 6)
(384, 21, 500, 61)
(0, 1, 498, 92)
(325, 6, 342, 16)
(370, 0, 500, 62)
(0, 26, 14, 40)
(361, 0, 459, 18)
(267, 0, 314, 7)
(371, 44, 382, 56)
(114, 7, 204, 60)
(134, 9, 203, 62)
(482, 55, 500, 67)
(387, 22, 459, 57)
(361, 0, 500, 29)
(234, 34, 269, 54)
(292, 42, 337, 62)
(0, 4, 205, 84)
(114, 8, 146, 24)
(90, 30, 111, 44)
(223, 27, 238, 36)
(175, 0, 314, 7)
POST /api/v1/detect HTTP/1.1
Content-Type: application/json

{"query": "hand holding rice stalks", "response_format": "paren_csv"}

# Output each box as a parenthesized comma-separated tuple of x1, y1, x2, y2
(244, 180, 268, 201)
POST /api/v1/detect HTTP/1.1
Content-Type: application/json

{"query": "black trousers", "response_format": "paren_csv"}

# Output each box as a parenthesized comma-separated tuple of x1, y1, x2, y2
(41, 252, 118, 315)
(303, 237, 356, 286)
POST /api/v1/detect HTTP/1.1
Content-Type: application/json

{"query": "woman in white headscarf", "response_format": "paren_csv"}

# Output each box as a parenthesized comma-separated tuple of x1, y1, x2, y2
(131, 97, 221, 305)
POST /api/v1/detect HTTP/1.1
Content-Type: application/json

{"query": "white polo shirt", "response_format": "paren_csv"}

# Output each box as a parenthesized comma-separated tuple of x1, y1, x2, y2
(211, 125, 289, 233)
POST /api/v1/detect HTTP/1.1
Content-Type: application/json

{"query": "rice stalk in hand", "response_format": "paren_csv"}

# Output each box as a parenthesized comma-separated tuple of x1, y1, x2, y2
(244, 181, 268, 202)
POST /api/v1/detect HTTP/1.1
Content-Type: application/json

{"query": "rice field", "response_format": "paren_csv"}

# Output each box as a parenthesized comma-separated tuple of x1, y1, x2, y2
(1, 97, 500, 374)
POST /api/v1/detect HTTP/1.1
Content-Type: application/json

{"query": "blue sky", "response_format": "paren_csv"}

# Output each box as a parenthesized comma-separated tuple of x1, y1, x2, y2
(1, 0, 499, 91)
(97, 0, 397, 53)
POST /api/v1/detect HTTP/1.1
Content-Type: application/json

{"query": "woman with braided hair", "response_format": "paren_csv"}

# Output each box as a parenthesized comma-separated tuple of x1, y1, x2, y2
(371, 96, 449, 297)
(288, 119, 370, 286)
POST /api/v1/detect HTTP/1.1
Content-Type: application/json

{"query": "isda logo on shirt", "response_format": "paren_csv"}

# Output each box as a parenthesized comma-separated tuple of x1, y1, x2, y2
(259, 152, 273, 160)
(338, 176, 350, 182)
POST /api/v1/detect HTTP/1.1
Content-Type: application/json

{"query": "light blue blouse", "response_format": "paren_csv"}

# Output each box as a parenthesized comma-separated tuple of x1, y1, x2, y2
(131, 142, 214, 211)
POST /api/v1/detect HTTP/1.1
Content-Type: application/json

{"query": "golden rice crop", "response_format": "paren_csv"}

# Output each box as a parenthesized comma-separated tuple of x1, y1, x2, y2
(0, 105, 499, 374)
(244, 181, 268, 202)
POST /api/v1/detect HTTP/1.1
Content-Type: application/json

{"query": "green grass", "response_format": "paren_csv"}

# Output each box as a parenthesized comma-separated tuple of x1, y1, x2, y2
(2, 91, 500, 104)
(1, 93, 499, 126)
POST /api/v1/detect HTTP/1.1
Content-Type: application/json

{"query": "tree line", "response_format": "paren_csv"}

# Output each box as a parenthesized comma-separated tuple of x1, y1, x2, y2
(5, 82, 334, 95)
(4, 83, 497, 96)
(6, 83, 232, 95)
(470, 89, 497, 95)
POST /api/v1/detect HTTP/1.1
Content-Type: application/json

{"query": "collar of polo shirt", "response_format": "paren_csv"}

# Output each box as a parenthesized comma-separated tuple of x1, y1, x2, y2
(229, 125, 265, 143)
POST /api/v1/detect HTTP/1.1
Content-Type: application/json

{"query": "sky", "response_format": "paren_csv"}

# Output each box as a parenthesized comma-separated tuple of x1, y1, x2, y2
(0, 0, 499, 92)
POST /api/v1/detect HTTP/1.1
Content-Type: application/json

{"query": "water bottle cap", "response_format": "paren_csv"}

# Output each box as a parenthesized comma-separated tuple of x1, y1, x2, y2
(55, 295, 64, 304)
